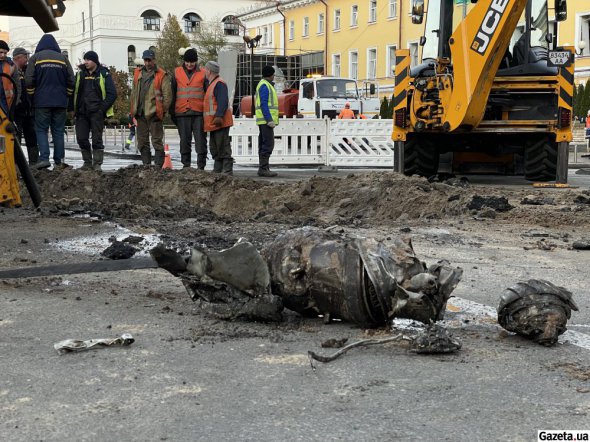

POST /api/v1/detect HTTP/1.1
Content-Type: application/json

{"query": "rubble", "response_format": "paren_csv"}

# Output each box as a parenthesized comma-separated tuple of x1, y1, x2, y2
(467, 195, 514, 212)
(151, 227, 463, 326)
(101, 240, 137, 260)
(497, 279, 578, 346)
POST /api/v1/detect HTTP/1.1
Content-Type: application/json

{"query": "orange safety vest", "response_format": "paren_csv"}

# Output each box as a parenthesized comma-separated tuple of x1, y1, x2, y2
(174, 66, 205, 114)
(1, 62, 15, 110)
(203, 76, 233, 132)
(338, 108, 355, 119)
(130, 66, 166, 120)
(586, 116, 590, 129)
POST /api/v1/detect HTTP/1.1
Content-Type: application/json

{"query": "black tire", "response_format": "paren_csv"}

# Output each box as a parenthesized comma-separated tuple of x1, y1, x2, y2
(403, 136, 439, 177)
(524, 136, 557, 182)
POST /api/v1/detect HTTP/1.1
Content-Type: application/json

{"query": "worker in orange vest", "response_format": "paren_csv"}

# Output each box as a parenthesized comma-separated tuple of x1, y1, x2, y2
(203, 61, 234, 175)
(0, 40, 20, 123)
(586, 110, 590, 140)
(338, 102, 355, 119)
(170, 48, 208, 169)
(129, 49, 172, 167)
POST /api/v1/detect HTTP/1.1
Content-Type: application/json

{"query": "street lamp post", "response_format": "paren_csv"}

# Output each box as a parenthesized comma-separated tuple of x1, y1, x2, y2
(243, 35, 262, 117)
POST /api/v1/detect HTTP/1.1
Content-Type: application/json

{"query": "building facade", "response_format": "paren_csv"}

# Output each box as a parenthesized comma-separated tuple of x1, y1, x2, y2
(7, 0, 253, 73)
(239, 0, 590, 93)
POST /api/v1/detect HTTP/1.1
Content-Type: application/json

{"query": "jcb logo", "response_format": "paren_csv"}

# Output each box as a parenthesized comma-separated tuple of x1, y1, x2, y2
(471, 0, 509, 55)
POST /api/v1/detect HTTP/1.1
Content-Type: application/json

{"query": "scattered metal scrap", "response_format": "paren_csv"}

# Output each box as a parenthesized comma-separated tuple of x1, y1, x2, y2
(308, 325, 461, 365)
(54, 333, 134, 354)
(497, 280, 578, 346)
(151, 227, 463, 326)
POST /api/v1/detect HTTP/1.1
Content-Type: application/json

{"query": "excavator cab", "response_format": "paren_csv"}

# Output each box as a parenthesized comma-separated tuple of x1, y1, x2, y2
(0, 0, 64, 207)
(394, 0, 573, 182)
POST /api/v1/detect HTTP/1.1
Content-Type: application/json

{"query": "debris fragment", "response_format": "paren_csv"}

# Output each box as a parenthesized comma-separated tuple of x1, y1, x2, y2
(497, 280, 578, 346)
(101, 241, 137, 260)
(308, 325, 461, 364)
(321, 338, 349, 348)
(54, 333, 134, 354)
(468, 196, 514, 212)
(152, 227, 463, 326)
(572, 240, 590, 250)
(520, 196, 555, 206)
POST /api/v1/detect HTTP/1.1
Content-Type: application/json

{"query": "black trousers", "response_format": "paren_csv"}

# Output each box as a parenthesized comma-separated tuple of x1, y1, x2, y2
(209, 127, 232, 160)
(176, 115, 208, 168)
(15, 113, 38, 164)
(258, 124, 275, 157)
(75, 111, 105, 150)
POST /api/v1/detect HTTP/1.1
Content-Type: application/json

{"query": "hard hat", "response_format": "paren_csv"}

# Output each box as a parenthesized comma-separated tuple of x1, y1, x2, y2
(345, 102, 350, 107)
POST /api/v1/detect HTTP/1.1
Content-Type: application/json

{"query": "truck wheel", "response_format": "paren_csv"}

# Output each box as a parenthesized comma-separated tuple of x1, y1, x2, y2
(404, 136, 439, 177)
(524, 136, 557, 182)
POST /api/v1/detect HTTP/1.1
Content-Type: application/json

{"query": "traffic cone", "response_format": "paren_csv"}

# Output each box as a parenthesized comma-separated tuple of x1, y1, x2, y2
(162, 144, 173, 170)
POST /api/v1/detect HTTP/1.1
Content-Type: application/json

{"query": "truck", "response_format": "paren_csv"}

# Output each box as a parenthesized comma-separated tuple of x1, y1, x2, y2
(240, 76, 381, 119)
(0, 0, 65, 208)
(393, 0, 573, 182)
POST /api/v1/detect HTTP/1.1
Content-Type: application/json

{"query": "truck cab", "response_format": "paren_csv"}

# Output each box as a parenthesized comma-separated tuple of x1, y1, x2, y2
(297, 76, 380, 119)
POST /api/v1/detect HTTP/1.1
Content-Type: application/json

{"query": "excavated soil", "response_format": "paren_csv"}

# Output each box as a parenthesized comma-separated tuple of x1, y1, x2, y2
(28, 166, 590, 232)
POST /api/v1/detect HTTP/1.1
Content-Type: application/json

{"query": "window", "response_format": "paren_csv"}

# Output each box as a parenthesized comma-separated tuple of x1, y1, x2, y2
(387, 45, 397, 77)
(580, 15, 590, 56)
(351, 5, 358, 27)
(409, 42, 419, 67)
(332, 54, 341, 77)
(303, 17, 309, 37)
(389, 0, 397, 18)
(142, 10, 161, 31)
(349, 51, 358, 79)
(318, 13, 325, 34)
(302, 82, 314, 99)
(263, 26, 268, 45)
(183, 13, 201, 33)
(289, 20, 294, 40)
(223, 16, 240, 36)
(334, 9, 341, 30)
(127, 45, 136, 66)
(367, 48, 377, 79)
(369, 0, 377, 22)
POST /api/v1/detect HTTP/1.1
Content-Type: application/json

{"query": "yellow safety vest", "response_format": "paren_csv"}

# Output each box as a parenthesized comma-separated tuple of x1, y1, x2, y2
(74, 69, 114, 117)
(255, 79, 279, 126)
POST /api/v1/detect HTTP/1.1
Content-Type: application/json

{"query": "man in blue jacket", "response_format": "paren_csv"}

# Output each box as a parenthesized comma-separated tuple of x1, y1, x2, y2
(25, 34, 75, 170)
(255, 65, 279, 177)
(71, 51, 116, 171)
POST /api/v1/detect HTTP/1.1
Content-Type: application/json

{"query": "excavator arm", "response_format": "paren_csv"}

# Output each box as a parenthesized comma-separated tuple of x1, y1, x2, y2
(0, 0, 65, 32)
(443, 0, 528, 131)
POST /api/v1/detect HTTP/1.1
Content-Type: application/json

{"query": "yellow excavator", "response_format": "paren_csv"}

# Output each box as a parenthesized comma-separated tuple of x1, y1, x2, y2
(0, 0, 65, 207)
(393, 0, 573, 182)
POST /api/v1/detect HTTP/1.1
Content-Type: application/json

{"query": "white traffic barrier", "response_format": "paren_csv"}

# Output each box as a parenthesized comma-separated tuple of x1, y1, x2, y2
(230, 117, 396, 168)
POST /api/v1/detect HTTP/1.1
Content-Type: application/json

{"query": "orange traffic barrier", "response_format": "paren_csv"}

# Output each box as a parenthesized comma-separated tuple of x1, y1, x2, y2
(162, 144, 173, 170)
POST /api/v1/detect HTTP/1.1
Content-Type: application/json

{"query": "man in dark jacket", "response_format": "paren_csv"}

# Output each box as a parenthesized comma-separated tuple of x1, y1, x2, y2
(12, 47, 38, 165)
(71, 51, 116, 171)
(25, 34, 75, 170)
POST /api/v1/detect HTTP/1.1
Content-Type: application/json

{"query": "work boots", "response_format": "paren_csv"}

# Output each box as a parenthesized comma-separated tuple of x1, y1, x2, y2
(154, 150, 165, 168)
(27, 146, 39, 165)
(222, 158, 233, 176)
(140, 148, 152, 165)
(257, 155, 277, 177)
(213, 159, 223, 173)
(80, 149, 93, 170)
(93, 149, 104, 172)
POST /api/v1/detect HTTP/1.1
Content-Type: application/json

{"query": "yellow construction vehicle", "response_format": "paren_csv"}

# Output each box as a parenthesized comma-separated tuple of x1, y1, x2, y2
(393, 0, 573, 182)
(0, 0, 65, 207)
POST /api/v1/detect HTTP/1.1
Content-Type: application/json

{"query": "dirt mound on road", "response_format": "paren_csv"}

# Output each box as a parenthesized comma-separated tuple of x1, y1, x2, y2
(28, 166, 590, 229)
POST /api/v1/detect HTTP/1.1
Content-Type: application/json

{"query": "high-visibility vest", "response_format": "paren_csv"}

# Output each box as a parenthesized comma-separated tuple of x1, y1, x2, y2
(338, 108, 355, 119)
(255, 79, 279, 126)
(203, 76, 233, 132)
(586, 116, 590, 129)
(130, 66, 166, 120)
(174, 66, 205, 114)
(73, 68, 114, 117)
(1, 61, 15, 110)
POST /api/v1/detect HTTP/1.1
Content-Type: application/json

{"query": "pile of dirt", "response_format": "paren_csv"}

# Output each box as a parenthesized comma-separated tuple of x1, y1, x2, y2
(26, 166, 590, 229)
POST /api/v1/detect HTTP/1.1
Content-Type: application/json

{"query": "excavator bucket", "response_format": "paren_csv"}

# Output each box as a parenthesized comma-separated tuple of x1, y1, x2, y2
(0, 0, 65, 33)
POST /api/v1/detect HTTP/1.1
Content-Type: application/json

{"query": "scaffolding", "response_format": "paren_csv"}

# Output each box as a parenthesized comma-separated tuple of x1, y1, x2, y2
(233, 51, 324, 115)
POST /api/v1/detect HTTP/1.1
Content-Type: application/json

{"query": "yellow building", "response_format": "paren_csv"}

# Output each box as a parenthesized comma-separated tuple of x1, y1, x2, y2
(239, 0, 590, 91)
